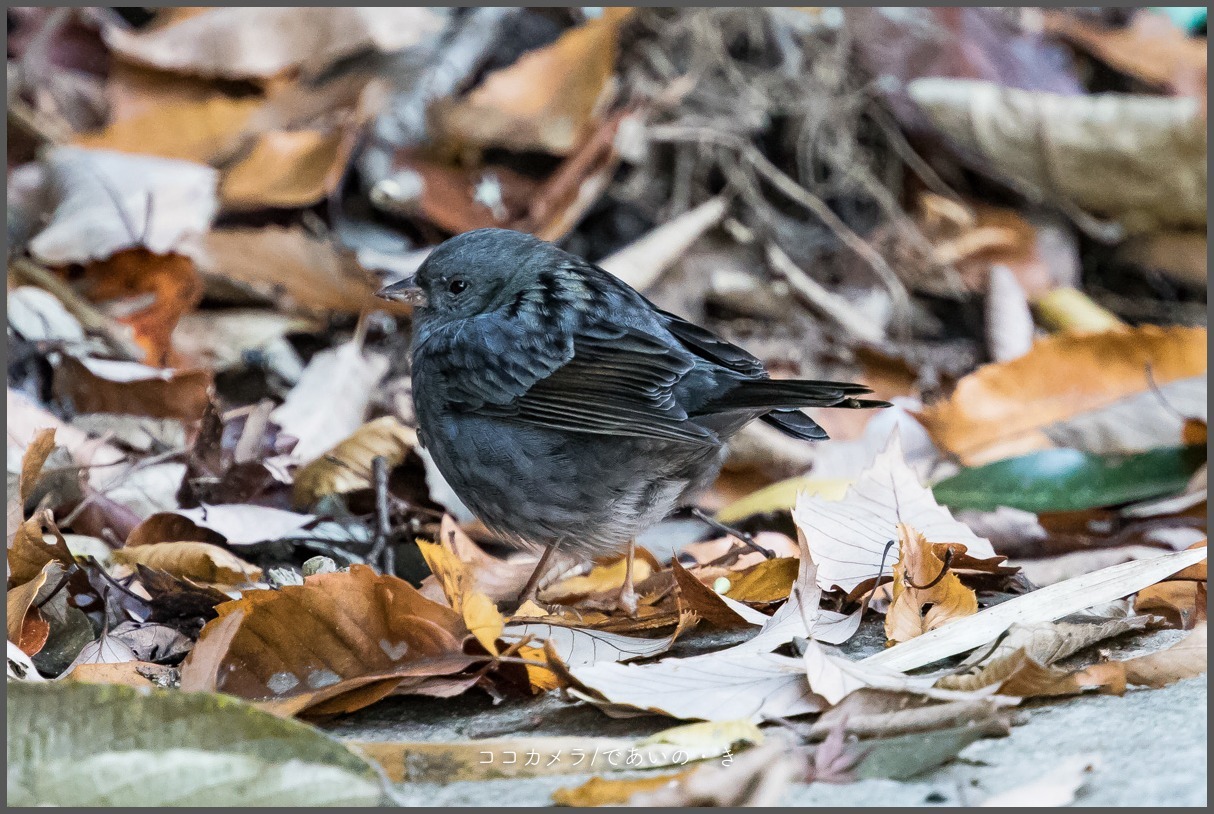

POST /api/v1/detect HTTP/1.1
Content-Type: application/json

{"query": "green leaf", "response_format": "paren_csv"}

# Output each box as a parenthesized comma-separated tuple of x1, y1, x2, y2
(931, 446, 1205, 513)
(7, 681, 384, 806)
(855, 725, 994, 780)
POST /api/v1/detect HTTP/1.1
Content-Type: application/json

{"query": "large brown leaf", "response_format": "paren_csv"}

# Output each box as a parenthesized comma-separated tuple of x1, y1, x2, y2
(915, 326, 1207, 465)
(179, 565, 478, 716)
(884, 524, 978, 645)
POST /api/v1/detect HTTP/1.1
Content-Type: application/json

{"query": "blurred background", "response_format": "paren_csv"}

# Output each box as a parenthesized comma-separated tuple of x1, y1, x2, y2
(7, 7, 1208, 581)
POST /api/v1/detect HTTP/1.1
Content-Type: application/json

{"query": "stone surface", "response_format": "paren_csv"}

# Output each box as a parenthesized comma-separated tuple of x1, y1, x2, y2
(322, 626, 1207, 807)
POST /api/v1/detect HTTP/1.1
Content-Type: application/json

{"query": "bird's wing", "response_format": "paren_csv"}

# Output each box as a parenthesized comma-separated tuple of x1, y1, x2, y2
(474, 320, 720, 446)
(654, 307, 767, 377)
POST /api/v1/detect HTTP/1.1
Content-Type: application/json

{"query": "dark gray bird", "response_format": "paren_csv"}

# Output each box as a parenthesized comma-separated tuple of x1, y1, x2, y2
(378, 228, 886, 610)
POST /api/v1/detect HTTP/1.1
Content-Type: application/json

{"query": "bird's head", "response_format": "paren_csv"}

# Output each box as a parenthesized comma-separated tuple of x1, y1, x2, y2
(376, 229, 557, 325)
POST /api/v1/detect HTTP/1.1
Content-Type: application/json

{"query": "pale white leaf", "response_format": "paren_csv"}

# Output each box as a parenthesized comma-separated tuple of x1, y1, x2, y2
(500, 623, 678, 667)
(793, 429, 996, 594)
(271, 341, 389, 465)
(175, 504, 316, 545)
(7, 287, 86, 344)
(567, 651, 824, 723)
(864, 547, 1208, 672)
(981, 755, 1099, 807)
(29, 147, 217, 265)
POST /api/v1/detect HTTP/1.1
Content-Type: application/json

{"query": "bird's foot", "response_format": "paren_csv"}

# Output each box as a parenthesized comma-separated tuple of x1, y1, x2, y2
(613, 580, 639, 619)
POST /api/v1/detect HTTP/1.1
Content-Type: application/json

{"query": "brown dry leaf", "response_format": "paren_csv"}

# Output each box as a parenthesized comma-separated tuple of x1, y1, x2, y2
(198, 227, 402, 314)
(179, 564, 477, 716)
(64, 249, 203, 366)
(6, 563, 54, 656)
(679, 532, 800, 571)
(293, 417, 418, 508)
(112, 541, 262, 585)
(807, 689, 1014, 742)
(53, 356, 212, 422)
(104, 7, 445, 80)
(910, 79, 1205, 234)
(915, 326, 1208, 465)
(8, 511, 77, 586)
(1044, 10, 1207, 92)
(885, 524, 978, 645)
(552, 771, 695, 807)
(1077, 623, 1206, 690)
(671, 560, 766, 630)
(64, 660, 176, 688)
(936, 615, 1155, 693)
(726, 558, 799, 604)
(74, 95, 261, 164)
(433, 9, 631, 155)
(18, 428, 58, 508)
(1136, 581, 1206, 630)
(1117, 230, 1207, 288)
(220, 129, 349, 210)
(792, 432, 999, 595)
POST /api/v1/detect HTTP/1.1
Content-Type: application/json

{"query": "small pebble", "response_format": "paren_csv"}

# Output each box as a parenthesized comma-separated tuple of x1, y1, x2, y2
(712, 576, 732, 594)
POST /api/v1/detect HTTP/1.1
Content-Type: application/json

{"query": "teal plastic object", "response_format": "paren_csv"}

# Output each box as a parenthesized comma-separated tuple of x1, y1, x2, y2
(1152, 7, 1208, 33)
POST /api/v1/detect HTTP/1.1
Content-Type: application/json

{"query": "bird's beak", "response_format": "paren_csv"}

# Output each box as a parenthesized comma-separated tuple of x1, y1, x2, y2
(376, 276, 428, 307)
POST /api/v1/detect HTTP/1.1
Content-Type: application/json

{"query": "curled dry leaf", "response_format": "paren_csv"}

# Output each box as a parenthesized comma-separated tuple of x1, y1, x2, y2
(180, 564, 477, 716)
(502, 617, 689, 669)
(415, 537, 505, 654)
(7, 563, 54, 656)
(270, 341, 390, 465)
(884, 524, 978, 645)
(910, 79, 1206, 233)
(1074, 623, 1207, 691)
(1043, 9, 1207, 91)
(672, 559, 768, 630)
(29, 146, 218, 266)
(112, 541, 263, 585)
(792, 431, 999, 595)
(432, 9, 630, 155)
(293, 416, 418, 508)
(104, 7, 446, 80)
(421, 515, 549, 605)
(935, 615, 1155, 694)
(915, 326, 1207, 465)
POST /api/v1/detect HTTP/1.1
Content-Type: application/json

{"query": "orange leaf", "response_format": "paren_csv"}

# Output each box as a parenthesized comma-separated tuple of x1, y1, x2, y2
(74, 96, 261, 164)
(53, 356, 212, 422)
(179, 565, 477, 716)
(6, 563, 54, 656)
(884, 524, 978, 645)
(220, 129, 351, 210)
(112, 541, 262, 585)
(915, 326, 1207, 464)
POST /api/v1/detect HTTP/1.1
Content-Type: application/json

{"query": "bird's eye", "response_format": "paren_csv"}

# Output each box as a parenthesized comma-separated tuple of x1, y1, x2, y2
(448, 278, 468, 295)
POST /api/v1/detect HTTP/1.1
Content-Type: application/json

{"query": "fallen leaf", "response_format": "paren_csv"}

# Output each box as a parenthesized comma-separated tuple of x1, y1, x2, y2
(104, 7, 445, 80)
(863, 546, 1207, 672)
(501, 619, 687, 668)
(541, 554, 655, 605)
(552, 772, 695, 807)
(1044, 9, 1206, 91)
(915, 326, 1208, 465)
(420, 515, 551, 605)
(293, 417, 418, 508)
(198, 227, 402, 314)
(1075, 623, 1207, 690)
(270, 341, 389, 465)
(220, 129, 350, 210)
(980, 755, 1099, 807)
(807, 689, 1015, 742)
(672, 560, 767, 630)
(433, 9, 630, 155)
(53, 356, 212, 422)
(29, 146, 218, 266)
(74, 95, 261, 164)
(179, 565, 477, 716)
(113, 541, 262, 585)
(171, 309, 314, 372)
(8, 640, 45, 681)
(625, 735, 801, 807)
(726, 557, 799, 603)
(6, 564, 54, 656)
(910, 79, 1205, 233)
(63, 660, 176, 688)
(64, 249, 203, 365)
(128, 504, 316, 547)
(885, 524, 978, 645)
(936, 615, 1155, 693)
(792, 431, 998, 595)
(8, 681, 383, 806)
(1135, 581, 1206, 630)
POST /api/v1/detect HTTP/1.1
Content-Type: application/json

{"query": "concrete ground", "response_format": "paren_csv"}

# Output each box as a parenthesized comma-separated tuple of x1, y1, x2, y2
(323, 627, 1208, 807)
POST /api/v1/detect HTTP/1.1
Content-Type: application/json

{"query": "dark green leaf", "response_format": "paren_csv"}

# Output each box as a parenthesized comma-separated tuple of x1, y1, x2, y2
(931, 446, 1205, 513)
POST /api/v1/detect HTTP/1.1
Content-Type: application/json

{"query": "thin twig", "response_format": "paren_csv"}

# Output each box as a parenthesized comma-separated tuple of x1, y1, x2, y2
(691, 507, 775, 559)
(368, 455, 393, 574)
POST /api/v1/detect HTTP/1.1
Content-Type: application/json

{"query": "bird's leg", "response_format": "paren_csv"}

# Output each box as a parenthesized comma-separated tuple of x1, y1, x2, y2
(615, 538, 639, 618)
(517, 542, 561, 608)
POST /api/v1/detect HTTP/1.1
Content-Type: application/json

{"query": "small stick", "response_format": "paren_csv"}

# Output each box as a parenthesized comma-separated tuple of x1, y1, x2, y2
(691, 507, 775, 559)
(368, 455, 393, 574)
